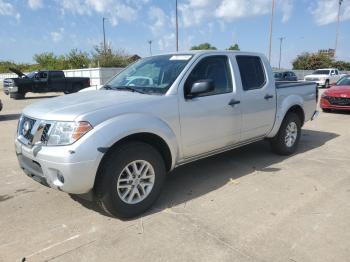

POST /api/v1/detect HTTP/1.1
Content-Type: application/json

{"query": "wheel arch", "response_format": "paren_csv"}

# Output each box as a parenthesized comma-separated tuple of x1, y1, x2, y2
(267, 98, 305, 138)
(93, 132, 174, 197)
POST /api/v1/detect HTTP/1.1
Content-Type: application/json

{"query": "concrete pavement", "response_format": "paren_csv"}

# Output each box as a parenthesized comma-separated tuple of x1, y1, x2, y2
(0, 91, 349, 262)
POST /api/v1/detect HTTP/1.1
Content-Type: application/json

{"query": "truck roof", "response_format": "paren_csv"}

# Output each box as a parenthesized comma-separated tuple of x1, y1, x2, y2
(148, 50, 265, 58)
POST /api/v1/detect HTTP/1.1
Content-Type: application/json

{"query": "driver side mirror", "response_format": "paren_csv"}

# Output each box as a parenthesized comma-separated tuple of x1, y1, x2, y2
(187, 79, 214, 98)
(34, 74, 40, 80)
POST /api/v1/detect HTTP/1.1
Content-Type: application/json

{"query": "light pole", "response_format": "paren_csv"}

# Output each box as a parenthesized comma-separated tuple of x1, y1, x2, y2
(334, 0, 343, 58)
(268, 0, 275, 63)
(175, 0, 179, 52)
(278, 37, 285, 69)
(103, 17, 107, 54)
(148, 40, 153, 56)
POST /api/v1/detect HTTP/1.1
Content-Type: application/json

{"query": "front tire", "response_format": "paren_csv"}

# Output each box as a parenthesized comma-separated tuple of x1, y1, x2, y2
(324, 80, 330, 88)
(96, 142, 166, 218)
(270, 112, 301, 155)
(10, 92, 25, 100)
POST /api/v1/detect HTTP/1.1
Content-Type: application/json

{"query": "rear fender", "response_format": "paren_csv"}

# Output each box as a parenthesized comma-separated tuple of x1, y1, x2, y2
(267, 95, 304, 138)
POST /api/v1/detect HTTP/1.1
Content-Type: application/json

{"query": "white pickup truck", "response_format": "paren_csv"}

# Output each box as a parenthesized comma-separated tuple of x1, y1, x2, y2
(304, 68, 343, 88)
(15, 51, 318, 218)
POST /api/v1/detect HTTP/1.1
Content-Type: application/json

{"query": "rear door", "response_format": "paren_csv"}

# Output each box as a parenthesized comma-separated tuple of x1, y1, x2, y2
(179, 55, 241, 158)
(49, 71, 66, 91)
(234, 55, 276, 141)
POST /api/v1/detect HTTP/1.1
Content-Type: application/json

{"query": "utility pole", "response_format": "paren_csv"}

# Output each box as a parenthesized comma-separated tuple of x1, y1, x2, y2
(334, 0, 343, 58)
(175, 0, 179, 52)
(103, 17, 107, 54)
(278, 37, 285, 69)
(148, 40, 153, 56)
(268, 0, 275, 63)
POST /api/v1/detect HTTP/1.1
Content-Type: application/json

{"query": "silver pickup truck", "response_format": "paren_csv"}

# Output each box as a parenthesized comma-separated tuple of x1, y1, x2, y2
(15, 51, 318, 218)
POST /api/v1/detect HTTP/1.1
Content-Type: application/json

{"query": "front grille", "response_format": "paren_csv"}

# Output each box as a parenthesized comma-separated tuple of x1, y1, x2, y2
(326, 96, 350, 106)
(305, 77, 319, 81)
(40, 124, 51, 143)
(3, 80, 13, 88)
(17, 116, 53, 146)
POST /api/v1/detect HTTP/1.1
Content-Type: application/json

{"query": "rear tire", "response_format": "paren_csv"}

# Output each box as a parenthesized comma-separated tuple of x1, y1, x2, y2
(10, 92, 25, 100)
(96, 141, 166, 218)
(270, 112, 301, 155)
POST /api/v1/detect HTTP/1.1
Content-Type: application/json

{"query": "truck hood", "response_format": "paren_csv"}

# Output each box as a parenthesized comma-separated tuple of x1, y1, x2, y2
(23, 90, 161, 121)
(9, 67, 27, 78)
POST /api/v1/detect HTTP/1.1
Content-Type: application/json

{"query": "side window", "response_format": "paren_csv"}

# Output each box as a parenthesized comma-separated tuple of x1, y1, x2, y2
(185, 56, 232, 97)
(39, 72, 48, 79)
(335, 70, 339, 75)
(236, 56, 266, 91)
(51, 71, 64, 79)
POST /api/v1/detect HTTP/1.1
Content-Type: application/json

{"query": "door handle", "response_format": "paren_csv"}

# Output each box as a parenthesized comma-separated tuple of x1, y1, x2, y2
(228, 99, 240, 106)
(264, 94, 274, 100)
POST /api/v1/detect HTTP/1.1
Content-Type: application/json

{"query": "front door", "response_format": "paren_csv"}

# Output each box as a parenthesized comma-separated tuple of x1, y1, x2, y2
(179, 55, 241, 158)
(34, 71, 49, 92)
(234, 55, 276, 141)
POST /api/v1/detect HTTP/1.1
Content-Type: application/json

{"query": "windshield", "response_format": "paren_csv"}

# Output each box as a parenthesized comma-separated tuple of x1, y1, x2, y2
(312, 70, 330, 75)
(104, 54, 193, 94)
(26, 71, 37, 78)
(274, 72, 282, 78)
(336, 76, 350, 86)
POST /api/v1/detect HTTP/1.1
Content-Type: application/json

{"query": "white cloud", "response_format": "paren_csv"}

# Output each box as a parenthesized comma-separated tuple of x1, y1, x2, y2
(148, 6, 177, 51)
(59, 0, 140, 26)
(279, 0, 293, 23)
(50, 27, 64, 42)
(0, 0, 20, 21)
(179, 0, 293, 27)
(311, 0, 350, 25)
(28, 0, 43, 10)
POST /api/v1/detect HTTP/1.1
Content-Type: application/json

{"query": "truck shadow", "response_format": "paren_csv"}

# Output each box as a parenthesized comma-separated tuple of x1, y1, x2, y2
(24, 95, 59, 100)
(71, 129, 338, 220)
(0, 113, 21, 121)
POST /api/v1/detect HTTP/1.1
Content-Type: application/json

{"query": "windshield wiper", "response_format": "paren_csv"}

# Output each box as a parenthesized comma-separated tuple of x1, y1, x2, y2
(115, 86, 146, 94)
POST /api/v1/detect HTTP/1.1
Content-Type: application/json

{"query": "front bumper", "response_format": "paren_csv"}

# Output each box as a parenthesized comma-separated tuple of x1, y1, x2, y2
(15, 138, 102, 194)
(320, 97, 350, 110)
(305, 80, 326, 87)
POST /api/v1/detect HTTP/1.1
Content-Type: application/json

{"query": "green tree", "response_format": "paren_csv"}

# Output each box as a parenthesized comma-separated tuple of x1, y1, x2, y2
(190, 42, 217, 50)
(33, 52, 67, 70)
(227, 44, 240, 51)
(332, 60, 350, 71)
(292, 52, 333, 70)
(91, 43, 131, 67)
(65, 49, 90, 69)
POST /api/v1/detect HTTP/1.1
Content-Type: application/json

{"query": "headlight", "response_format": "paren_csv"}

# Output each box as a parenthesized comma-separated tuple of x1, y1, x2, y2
(47, 121, 93, 146)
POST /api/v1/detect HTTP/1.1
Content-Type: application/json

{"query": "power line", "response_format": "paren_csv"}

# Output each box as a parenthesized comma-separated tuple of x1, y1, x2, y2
(334, 0, 343, 58)
(268, 0, 275, 63)
(175, 0, 179, 52)
(278, 37, 286, 69)
(148, 40, 153, 56)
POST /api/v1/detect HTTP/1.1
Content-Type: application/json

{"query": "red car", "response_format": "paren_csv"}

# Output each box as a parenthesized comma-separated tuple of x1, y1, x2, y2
(320, 75, 350, 112)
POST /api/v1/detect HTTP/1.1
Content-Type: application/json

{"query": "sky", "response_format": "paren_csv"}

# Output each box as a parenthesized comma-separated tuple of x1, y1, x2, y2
(0, 0, 349, 68)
